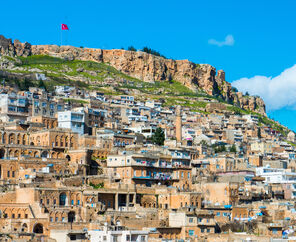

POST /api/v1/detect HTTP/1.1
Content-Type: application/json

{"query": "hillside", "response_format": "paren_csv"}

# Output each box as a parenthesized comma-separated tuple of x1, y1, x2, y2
(1, 34, 290, 136)
(0, 34, 265, 115)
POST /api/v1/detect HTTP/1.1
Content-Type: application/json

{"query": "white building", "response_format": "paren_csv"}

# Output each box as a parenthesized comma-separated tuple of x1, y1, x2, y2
(128, 126, 156, 138)
(88, 226, 149, 242)
(58, 110, 85, 135)
(256, 166, 296, 198)
(0, 93, 28, 122)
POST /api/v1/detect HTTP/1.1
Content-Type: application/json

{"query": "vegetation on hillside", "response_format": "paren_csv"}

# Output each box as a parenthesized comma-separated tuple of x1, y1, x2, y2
(1, 55, 290, 138)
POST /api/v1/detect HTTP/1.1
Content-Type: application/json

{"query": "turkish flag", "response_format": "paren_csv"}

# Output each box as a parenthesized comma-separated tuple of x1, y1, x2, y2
(61, 24, 69, 30)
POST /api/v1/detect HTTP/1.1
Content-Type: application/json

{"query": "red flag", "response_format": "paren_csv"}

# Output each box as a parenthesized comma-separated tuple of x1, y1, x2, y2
(61, 24, 69, 30)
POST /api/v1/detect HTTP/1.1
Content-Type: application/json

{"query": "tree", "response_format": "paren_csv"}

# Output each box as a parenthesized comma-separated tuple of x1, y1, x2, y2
(257, 127, 261, 138)
(38, 80, 47, 91)
(151, 127, 165, 146)
(245, 91, 250, 96)
(141, 46, 166, 58)
(200, 140, 208, 147)
(128, 46, 137, 51)
(229, 144, 237, 153)
(213, 144, 226, 153)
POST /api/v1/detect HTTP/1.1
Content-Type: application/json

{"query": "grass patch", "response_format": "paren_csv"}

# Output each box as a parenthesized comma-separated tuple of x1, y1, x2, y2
(89, 182, 104, 189)
(63, 98, 89, 104)
(18, 55, 67, 65)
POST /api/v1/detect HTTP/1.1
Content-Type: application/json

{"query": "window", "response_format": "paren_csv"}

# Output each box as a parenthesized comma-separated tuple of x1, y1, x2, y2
(207, 229, 210, 233)
(189, 230, 194, 236)
(71, 200, 74, 205)
(25, 214, 28, 219)
(62, 217, 65, 222)
(201, 228, 204, 233)
(47, 199, 49, 205)
(12, 214, 15, 218)
(187, 172, 190, 179)
(141, 236, 146, 242)
(181, 171, 184, 178)
(126, 235, 130, 241)
(12, 171, 15, 177)
(216, 212, 220, 216)
(55, 217, 58, 222)
(189, 218, 193, 223)
(54, 199, 56, 205)
(223, 213, 228, 217)
(18, 214, 21, 218)
(77, 200, 80, 205)
(50, 217, 53, 222)
(7, 171, 10, 177)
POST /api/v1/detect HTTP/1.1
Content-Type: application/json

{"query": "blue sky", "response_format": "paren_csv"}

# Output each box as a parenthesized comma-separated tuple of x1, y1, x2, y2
(1, 0, 296, 129)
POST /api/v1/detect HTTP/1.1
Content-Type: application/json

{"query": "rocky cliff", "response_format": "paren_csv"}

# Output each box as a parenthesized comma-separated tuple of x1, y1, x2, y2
(0, 35, 266, 115)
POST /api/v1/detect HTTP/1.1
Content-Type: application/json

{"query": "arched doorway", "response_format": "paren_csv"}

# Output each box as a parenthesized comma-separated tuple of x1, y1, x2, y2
(41, 151, 48, 158)
(0, 148, 5, 159)
(66, 155, 71, 161)
(59, 192, 67, 206)
(68, 211, 75, 223)
(8, 133, 15, 144)
(33, 223, 43, 234)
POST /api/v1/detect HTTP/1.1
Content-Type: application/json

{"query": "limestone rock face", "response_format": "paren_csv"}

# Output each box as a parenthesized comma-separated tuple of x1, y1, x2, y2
(0, 35, 266, 115)
(14, 39, 31, 57)
(0, 35, 15, 56)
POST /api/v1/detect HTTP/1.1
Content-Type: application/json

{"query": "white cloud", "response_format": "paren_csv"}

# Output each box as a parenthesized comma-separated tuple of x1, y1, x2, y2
(208, 34, 234, 47)
(232, 64, 296, 110)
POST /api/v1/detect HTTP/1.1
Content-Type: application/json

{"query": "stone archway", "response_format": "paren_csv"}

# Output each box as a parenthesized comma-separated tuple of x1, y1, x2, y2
(33, 223, 43, 234)
(41, 151, 48, 158)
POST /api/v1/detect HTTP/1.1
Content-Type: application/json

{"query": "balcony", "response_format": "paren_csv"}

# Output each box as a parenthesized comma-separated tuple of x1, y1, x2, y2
(132, 174, 178, 181)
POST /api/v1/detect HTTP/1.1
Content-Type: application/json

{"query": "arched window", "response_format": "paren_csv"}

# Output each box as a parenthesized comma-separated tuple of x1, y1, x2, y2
(61, 135, 64, 147)
(59, 192, 67, 206)
(3, 133, 7, 144)
(8, 133, 15, 144)
(17, 134, 21, 145)
(22, 134, 27, 145)
(65, 136, 69, 147)
(55, 135, 59, 147)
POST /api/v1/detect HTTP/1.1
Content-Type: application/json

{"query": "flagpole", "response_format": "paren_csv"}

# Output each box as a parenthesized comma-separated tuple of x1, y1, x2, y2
(60, 24, 62, 46)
